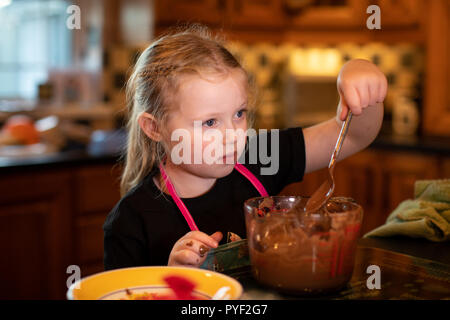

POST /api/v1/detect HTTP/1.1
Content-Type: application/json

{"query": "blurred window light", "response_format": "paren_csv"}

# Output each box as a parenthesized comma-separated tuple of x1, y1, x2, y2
(0, 0, 72, 99)
(0, 0, 12, 9)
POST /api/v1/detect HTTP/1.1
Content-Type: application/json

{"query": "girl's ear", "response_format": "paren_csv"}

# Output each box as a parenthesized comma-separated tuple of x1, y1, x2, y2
(138, 112, 162, 141)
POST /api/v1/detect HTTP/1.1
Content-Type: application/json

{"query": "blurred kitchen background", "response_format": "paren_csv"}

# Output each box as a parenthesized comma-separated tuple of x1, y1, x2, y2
(0, 0, 449, 299)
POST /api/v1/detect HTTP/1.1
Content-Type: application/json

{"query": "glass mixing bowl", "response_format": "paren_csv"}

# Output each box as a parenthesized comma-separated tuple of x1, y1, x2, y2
(244, 196, 363, 295)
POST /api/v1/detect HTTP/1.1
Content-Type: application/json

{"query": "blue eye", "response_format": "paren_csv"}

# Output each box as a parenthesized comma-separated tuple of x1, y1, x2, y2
(236, 109, 247, 119)
(203, 119, 216, 127)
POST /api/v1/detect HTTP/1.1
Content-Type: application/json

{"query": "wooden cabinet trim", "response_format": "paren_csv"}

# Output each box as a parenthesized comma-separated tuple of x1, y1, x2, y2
(423, 0, 450, 136)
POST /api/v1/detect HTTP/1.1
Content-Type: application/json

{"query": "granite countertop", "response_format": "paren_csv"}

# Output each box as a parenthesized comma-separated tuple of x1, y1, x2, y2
(237, 237, 450, 300)
(370, 133, 450, 155)
(0, 129, 125, 172)
(357, 236, 450, 265)
(0, 147, 122, 172)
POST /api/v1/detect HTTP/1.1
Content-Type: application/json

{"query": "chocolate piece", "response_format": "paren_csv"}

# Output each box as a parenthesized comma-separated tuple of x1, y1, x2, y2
(258, 197, 274, 209)
(227, 232, 242, 243)
(199, 245, 209, 257)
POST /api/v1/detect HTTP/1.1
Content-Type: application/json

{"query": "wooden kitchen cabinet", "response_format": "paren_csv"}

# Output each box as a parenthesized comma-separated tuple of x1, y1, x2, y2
(423, 0, 450, 136)
(284, 0, 424, 33)
(155, 0, 367, 30)
(74, 164, 122, 215)
(229, 0, 285, 29)
(374, 0, 423, 29)
(0, 171, 72, 300)
(154, 0, 227, 26)
(73, 164, 122, 277)
(0, 160, 122, 299)
(154, 0, 428, 43)
(380, 151, 440, 212)
(444, 157, 450, 178)
(285, 0, 367, 29)
(155, 0, 286, 29)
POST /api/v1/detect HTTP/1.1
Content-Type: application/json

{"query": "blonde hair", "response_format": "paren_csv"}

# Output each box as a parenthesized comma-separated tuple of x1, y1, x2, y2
(119, 24, 259, 197)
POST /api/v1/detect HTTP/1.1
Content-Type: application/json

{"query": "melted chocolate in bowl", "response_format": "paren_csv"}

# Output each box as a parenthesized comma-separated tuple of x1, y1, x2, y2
(244, 196, 363, 295)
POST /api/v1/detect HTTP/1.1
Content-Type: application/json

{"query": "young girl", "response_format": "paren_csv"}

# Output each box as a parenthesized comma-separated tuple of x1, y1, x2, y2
(103, 25, 387, 270)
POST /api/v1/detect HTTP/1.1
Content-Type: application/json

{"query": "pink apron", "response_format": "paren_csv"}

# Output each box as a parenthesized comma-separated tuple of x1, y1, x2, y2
(159, 161, 268, 231)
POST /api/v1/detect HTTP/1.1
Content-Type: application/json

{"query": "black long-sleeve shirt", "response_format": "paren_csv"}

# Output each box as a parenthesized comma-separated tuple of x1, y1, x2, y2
(103, 127, 306, 270)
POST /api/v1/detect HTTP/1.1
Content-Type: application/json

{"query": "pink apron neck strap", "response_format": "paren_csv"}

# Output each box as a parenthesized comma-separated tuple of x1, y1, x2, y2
(234, 163, 269, 197)
(158, 160, 268, 232)
(159, 162, 199, 231)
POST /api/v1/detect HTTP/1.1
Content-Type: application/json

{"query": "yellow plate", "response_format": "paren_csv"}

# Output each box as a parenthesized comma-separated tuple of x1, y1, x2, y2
(67, 266, 243, 300)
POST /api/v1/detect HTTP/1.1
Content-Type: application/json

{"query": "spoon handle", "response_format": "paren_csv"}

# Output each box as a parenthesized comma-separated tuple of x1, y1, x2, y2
(328, 111, 353, 170)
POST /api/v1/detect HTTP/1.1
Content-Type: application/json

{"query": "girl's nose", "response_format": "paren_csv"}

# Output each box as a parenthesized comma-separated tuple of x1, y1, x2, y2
(224, 127, 235, 143)
(222, 123, 241, 144)
(222, 125, 246, 153)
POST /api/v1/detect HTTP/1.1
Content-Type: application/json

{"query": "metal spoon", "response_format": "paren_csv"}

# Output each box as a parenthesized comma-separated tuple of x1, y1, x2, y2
(304, 111, 353, 213)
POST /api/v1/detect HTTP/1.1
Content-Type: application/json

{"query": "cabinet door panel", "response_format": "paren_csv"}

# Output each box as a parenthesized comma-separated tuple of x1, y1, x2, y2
(75, 213, 109, 264)
(382, 152, 440, 213)
(333, 150, 384, 235)
(230, 0, 285, 28)
(287, 0, 366, 29)
(443, 157, 450, 178)
(75, 165, 121, 215)
(79, 261, 105, 278)
(376, 0, 422, 29)
(0, 171, 71, 300)
(0, 202, 51, 299)
(423, 0, 450, 135)
(155, 0, 226, 25)
(281, 168, 328, 196)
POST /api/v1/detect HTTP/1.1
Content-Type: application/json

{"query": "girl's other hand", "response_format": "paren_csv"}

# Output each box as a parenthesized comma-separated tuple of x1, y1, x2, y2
(337, 59, 388, 121)
(168, 231, 223, 267)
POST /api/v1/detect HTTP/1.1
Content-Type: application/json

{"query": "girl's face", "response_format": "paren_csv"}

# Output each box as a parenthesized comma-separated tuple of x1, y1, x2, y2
(163, 68, 249, 179)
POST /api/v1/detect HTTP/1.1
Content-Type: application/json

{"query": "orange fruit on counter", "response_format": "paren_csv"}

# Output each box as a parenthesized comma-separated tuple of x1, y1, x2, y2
(2, 115, 40, 145)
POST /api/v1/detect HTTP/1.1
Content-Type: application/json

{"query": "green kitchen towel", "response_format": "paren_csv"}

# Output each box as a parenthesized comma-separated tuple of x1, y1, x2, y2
(364, 179, 450, 242)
